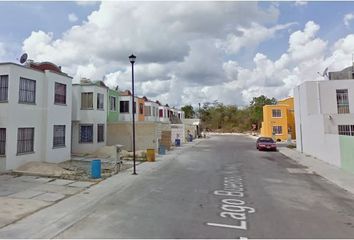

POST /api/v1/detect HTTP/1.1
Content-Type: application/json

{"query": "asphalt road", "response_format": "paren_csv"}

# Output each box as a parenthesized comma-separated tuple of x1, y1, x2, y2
(57, 135, 354, 238)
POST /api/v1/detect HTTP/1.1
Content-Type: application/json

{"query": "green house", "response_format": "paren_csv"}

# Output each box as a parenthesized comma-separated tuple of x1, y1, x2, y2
(107, 88, 119, 123)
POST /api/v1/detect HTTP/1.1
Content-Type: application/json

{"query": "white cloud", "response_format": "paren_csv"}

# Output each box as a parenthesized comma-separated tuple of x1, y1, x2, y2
(68, 13, 79, 23)
(288, 21, 327, 62)
(218, 22, 295, 54)
(344, 13, 354, 27)
(20, 3, 354, 108)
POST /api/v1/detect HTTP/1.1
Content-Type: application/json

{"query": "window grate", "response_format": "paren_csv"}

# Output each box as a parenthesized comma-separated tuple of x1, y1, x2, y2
(337, 89, 350, 114)
(0, 75, 8, 102)
(272, 109, 282, 118)
(80, 125, 93, 143)
(81, 92, 93, 109)
(17, 128, 34, 153)
(0, 128, 5, 155)
(338, 125, 354, 136)
(19, 78, 36, 104)
(109, 96, 116, 111)
(53, 125, 65, 147)
(97, 93, 104, 110)
(97, 124, 104, 142)
(272, 126, 283, 135)
(55, 83, 66, 104)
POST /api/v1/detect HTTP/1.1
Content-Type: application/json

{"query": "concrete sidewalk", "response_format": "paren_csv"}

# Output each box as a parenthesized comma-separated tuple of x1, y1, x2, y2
(0, 139, 202, 239)
(279, 147, 354, 196)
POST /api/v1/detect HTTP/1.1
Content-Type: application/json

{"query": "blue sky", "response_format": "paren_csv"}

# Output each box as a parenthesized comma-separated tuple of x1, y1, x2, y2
(0, 1, 99, 61)
(1, 1, 354, 107)
(256, 1, 354, 61)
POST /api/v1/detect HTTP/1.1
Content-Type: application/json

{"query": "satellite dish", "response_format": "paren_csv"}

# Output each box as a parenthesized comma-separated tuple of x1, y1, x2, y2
(19, 53, 28, 64)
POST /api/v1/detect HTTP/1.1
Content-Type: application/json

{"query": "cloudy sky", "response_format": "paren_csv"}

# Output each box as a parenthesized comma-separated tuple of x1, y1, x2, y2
(1, 1, 354, 108)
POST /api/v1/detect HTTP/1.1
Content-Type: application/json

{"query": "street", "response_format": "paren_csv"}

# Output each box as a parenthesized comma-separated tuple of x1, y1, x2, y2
(52, 135, 354, 238)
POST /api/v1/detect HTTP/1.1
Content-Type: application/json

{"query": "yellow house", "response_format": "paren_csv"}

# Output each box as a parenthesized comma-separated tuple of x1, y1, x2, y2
(260, 97, 296, 141)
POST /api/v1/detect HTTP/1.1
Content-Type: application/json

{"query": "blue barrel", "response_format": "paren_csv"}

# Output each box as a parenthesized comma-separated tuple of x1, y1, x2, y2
(159, 145, 166, 155)
(91, 159, 101, 179)
(175, 139, 181, 147)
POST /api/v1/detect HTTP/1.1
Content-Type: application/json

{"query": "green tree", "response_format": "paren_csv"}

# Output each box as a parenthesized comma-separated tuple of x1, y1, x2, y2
(181, 105, 195, 118)
(198, 95, 276, 133)
(249, 95, 277, 130)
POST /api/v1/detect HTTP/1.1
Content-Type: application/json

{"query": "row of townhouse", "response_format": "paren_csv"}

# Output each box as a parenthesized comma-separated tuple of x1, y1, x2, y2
(0, 61, 189, 171)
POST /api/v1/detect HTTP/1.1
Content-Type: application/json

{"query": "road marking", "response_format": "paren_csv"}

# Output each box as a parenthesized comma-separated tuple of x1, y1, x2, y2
(207, 222, 247, 230)
(206, 165, 255, 231)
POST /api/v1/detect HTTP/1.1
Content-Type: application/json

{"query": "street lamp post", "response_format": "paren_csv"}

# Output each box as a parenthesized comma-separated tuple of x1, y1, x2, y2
(129, 54, 137, 175)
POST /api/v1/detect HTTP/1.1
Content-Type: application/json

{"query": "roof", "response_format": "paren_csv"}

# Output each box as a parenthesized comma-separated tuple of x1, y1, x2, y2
(119, 90, 132, 96)
(73, 79, 109, 89)
(0, 62, 73, 79)
(277, 96, 293, 102)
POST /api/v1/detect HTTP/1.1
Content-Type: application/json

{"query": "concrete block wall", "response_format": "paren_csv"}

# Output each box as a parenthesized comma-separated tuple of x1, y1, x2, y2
(107, 122, 164, 151)
(171, 124, 185, 144)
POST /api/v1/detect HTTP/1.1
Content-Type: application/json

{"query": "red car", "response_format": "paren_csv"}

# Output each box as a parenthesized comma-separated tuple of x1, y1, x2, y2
(256, 137, 277, 151)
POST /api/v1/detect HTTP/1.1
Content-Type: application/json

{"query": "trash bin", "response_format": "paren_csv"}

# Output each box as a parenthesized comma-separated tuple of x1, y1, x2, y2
(146, 149, 155, 162)
(175, 139, 181, 147)
(158, 144, 166, 155)
(91, 159, 101, 179)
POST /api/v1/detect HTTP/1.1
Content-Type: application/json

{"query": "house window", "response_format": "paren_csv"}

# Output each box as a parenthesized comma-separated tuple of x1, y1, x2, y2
(159, 109, 163, 117)
(81, 92, 93, 109)
(272, 109, 282, 118)
(53, 125, 65, 148)
(337, 89, 349, 114)
(80, 125, 93, 143)
(338, 125, 354, 136)
(272, 126, 282, 135)
(120, 101, 129, 113)
(152, 107, 155, 117)
(54, 82, 66, 105)
(19, 77, 36, 104)
(144, 106, 151, 116)
(17, 128, 34, 154)
(139, 103, 144, 114)
(97, 93, 104, 110)
(97, 124, 104, 142)
(0, 128, 5, 155)
(109, 96, 116, 111)
(0, 75, 8, 102)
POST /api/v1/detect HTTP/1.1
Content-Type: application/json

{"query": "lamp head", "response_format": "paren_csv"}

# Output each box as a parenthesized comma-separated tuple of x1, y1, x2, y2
(129, 54, 136, 64)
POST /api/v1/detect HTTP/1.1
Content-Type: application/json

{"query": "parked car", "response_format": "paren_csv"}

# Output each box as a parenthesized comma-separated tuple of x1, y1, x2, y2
(256, 137, 277, 151)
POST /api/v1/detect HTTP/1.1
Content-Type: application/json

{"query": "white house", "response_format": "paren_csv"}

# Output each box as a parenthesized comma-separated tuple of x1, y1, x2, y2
(0, 62, 72, 170)
(71, 80, 108, 154)
(158, 103, 170, 123)
(143, 96, 159, 122)
(118, 90, 144, 122)
(294, 66, 354, 174)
